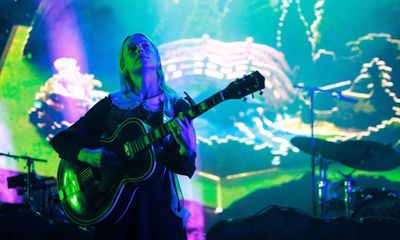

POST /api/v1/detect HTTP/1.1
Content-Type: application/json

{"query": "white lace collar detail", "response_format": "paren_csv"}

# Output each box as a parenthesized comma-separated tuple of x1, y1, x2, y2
(110, 91, 164, 112)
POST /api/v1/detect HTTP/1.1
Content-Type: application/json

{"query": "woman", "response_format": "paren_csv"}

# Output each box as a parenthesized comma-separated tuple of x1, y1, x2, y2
(50, 33, 197, 239)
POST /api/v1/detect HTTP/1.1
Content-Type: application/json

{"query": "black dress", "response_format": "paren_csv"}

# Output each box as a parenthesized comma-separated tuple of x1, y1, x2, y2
(50, 95, 196, 240)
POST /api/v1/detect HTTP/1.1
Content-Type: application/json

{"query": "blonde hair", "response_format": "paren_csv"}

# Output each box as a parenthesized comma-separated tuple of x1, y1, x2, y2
(117, 33, 175, 95)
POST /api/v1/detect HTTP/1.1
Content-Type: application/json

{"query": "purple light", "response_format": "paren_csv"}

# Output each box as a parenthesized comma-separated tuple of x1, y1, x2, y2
(42, 1, 88, 72)
(185, 200, 206, 240)
(0, 169, 23, 204)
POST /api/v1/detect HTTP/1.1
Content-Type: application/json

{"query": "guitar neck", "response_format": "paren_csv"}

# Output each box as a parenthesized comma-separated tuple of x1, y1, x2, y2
(125, 70, 265, 154)
(131, 91, 226, 152)
(184, 91, 225, 120)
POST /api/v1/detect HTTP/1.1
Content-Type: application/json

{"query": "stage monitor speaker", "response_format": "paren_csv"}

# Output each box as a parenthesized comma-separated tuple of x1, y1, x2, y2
(206, 205, 400, 240)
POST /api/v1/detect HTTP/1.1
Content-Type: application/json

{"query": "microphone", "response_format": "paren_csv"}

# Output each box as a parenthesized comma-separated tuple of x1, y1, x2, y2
(293, 84, 358, 103)
(331, 91, 358, 103)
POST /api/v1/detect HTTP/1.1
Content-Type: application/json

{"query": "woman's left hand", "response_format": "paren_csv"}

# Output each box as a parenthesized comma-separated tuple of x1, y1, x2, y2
(168, 112, 197, 156)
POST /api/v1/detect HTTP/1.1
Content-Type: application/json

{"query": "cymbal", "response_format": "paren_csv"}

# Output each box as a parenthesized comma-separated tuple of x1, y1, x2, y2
(333, 141, 400, 171)
(290, 136, 338, 160)
(291, 137, 400, 171)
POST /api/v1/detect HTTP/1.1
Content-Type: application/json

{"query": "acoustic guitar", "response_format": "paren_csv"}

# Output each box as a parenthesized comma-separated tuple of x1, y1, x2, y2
(57, 71, 265, 226)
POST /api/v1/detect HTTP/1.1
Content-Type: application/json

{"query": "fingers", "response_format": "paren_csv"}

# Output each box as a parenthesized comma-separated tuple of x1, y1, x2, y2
(165, 113, 197, 156)
(167, 120, 182, 143)
(182, 115, 192, 128)
(175, 113, 193, 131)
(167, 117, 187, 150)
(175, 118, 185, 133)
(168, 119, 182, 136)
(168, 113, 195, 144)
(170, 113, 186, 134)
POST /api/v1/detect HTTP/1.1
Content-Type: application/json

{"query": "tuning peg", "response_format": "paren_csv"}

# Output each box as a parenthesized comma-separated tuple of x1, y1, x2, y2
(243, 97, 247, 102)
(259, 90, 263, 95)
(184, 91, 196, 106)
(251, 93, 255, 99)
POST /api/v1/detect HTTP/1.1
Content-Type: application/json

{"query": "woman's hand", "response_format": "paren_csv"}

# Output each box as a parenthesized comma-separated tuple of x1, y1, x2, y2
(168, 113, 197, 156)
(78, 147, 120, 167)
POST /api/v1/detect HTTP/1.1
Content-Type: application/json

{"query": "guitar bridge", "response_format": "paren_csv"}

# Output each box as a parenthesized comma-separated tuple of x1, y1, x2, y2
(124, 142, 134, 159)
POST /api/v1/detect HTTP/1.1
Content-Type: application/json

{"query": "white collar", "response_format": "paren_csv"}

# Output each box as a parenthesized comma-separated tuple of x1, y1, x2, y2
(110, 91, 164, 112)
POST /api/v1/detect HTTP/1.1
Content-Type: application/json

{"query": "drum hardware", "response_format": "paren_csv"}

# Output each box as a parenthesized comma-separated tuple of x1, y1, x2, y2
(293, 84, 358, 217)
(290, 136, 344, 219)
(1, 152, 69, 223)
(351, 189, 400, 222)
(10, 174, 56, 212)
(291, 136, 400, 219)
(336, 169, 357, 217)
(318, 161, 358, 218)
(7, 174, 55, 193)
(0, 152, 47, 209)
(317, 155, 332, 219)
(329, 141, 400, 217)
(353, 188, 400, 206)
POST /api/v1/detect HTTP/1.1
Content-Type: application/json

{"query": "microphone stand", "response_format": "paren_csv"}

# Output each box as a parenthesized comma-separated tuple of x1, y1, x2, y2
(293, 84, 357, 218)
(0, 152, 47, 209)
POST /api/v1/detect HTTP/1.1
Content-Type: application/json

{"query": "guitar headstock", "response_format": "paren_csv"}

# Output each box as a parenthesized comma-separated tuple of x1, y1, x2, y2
(222, 71, 265, 100)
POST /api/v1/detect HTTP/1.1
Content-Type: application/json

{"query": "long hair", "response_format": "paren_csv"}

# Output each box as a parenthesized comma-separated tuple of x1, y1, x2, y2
(117, 33, 175, 95)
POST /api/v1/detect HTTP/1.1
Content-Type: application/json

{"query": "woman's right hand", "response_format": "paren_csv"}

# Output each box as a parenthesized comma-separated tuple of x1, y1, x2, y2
(78, 147, 120, 168)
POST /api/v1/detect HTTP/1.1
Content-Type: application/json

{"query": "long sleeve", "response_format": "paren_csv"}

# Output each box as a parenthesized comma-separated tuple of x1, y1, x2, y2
(49, 96, 112, 162)
(163, 98, 197, 178)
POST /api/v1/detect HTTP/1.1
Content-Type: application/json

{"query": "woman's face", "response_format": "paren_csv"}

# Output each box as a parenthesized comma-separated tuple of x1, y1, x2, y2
(122, 34, 160, 75)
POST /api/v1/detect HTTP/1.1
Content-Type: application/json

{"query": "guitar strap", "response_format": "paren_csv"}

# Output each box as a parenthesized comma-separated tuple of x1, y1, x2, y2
(163, 93, 191, 228)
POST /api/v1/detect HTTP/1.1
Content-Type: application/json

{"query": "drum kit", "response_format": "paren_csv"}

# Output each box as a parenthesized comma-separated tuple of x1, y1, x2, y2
(0, 152, 68, 223)
(291, 84, 400, 222)
(291, 136, 400, 221)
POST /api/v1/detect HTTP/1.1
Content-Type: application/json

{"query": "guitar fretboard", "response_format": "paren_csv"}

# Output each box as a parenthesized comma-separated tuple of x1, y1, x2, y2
(128, 92, 225, 154)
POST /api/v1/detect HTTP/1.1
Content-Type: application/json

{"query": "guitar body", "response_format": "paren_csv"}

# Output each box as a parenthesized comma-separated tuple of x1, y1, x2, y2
(57, 118, 162, 226)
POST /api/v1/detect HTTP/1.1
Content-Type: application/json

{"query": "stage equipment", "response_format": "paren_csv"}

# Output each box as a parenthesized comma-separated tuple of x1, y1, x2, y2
(206, 205, 400, 240)
(352, 188, 400, 222)
(292, 84, 358, 218)
(291, 138, 400, 172)
(291, 137, 400, 218)
(0, 152, 47, 208)
(333, 141, 400, 171)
